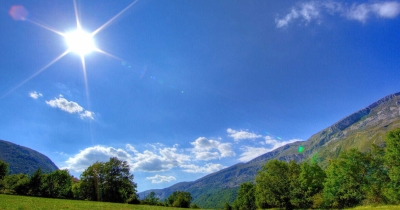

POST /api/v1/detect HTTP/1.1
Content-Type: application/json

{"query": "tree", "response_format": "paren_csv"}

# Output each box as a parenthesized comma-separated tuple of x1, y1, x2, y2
(79, 157, 137, 203)
(384, 128, 400, 204)
(255, 160, 292, 209)
(167, 191, 192, 208)
(41, 169, 73, 198)
(295, 161, 326, 208)
(29, 168, 44, 196)
(224, 202, 232, 210)
(0, 160, 8, 180)
(143, 191, 160, 205)
(323, 149, 368, 208)
(232, 182, 256, 210)
(364, 144, 389, 204)
(4, 174, 29, 195)
(0, 160, 8, 192)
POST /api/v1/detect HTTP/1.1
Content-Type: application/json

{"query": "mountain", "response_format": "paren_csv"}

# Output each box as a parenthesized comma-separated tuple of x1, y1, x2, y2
(0, 140, 58, 175)
(139, 92, 400, 208)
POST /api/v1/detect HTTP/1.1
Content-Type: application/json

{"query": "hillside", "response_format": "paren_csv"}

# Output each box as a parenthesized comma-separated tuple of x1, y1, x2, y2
(0, 140, 58, 174)
(139, 92, 400, 208)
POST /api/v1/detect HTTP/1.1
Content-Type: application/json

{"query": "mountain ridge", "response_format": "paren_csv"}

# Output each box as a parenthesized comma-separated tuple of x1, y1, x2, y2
(0, 140, 59, 175)
(139, 92, 400, 208)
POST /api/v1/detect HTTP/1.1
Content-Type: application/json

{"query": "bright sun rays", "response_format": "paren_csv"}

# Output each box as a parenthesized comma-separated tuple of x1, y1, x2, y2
(1, 0, 139, 100)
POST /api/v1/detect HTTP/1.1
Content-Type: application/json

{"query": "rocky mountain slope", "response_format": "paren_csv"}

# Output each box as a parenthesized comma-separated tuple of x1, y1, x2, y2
(139, 92, 400, 208)
(0, 140, 58, 174)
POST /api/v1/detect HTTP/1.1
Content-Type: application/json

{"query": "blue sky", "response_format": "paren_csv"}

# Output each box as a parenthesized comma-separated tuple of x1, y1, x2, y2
(0, 0, 399, 192)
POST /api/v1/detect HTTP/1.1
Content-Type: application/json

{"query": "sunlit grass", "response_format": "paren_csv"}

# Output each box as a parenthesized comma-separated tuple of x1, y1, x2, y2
(0, 194, 196, 210)
(349, 205, 400, 210)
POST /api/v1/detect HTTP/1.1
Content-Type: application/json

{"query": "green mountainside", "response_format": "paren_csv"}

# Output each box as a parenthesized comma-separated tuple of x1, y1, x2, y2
(139, 92, 400, 208)
(0, 140, 58, 175)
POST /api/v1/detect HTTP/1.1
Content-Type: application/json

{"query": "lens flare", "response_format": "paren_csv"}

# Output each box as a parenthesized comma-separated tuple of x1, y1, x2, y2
(298, 146, 304, 153)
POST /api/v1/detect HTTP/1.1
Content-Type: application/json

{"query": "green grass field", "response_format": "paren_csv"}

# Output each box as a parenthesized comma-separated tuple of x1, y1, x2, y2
(0, 194, 195, 210)
(2, 194, 400, 210)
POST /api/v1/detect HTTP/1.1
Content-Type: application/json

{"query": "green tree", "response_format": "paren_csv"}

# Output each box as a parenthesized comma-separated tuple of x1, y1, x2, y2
(41, 169, 73, 198)
(255, 160, 292, 209)
(296, 161, 326, 208)
(0, 160, 8, 192)
(167, 191, 192, 208)
(323, 149, 368, 208)
(364, 144, 389, 204)
(143, 191, 160, 205)
(384, 128, 400, 204)
(4, 174, 29, 195)
(224, 202, 232, 210)
(0, 160, 8, 180)
(232, 182, 256, 210)
(79, 157, 137, 203)
(29, 168, 44, 196)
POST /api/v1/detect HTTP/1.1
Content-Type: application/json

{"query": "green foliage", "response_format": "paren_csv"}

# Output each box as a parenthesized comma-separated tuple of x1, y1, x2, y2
(384, 128, 400, 204)
(4, 173, 30, 195)
(167, 191, 192, 208)
(224, 202, 232, 210)
(0, 160, 8, 180)
(41, 169, 73, 199)
(232, 182, 256, 210)
(255, 160, 292, 209)
(323, 149, 369, 208)
(296, 161, 326, 208)
(142, 191, 160, 205)
(79, 157, 137, 203)
(29, 168, 44, 196)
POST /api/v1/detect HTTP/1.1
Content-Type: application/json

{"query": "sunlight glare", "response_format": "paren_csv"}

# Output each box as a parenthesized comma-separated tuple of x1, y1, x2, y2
(64, 30, 96, 56)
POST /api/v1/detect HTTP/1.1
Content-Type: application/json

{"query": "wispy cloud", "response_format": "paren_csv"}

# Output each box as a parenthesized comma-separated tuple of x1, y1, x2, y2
(146, 174, 176, 184)
(29, 91, 43, 99)
(238, 146, 270, 162)
(227, 128, 262, 141)
(190, 137, 235, 160)
(181, 163, 226, 173)
(238, 136, 301, 162)
(276, 1, 400, 28)
(46, 95, 94, 120)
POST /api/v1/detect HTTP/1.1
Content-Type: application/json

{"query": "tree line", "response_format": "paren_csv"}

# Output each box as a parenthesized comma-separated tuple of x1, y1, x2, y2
(228, 128, 400, 210)
(0, 157, 196, 208)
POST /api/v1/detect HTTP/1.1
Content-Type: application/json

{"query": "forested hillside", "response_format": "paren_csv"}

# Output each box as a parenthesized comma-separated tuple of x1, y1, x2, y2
(0, 140, 58, 174)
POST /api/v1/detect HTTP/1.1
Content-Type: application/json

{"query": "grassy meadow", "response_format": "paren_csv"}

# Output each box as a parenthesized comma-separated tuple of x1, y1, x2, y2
(0, 194, 190, 210)
(2, 194, 400, 210)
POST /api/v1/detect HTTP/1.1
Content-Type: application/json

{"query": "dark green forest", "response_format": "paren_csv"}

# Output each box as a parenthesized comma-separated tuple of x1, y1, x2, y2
(229, 128, 400, 210)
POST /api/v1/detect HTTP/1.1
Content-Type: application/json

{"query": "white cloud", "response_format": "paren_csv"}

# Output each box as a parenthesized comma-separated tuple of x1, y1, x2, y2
(29, 91, 43, 99)
(276, 1, 400, 28)
(46, 95, 94, 120)
(238, 137, 301, 162)
(190, 137, 235, 160)
(227, 128, 262, 141)
(264, 136, 301, 152)
(146, 174, 176, 184)
(79, 110, 94, 120)
(65, 145, 134, 172)
(65, 144, 191, 173)
(181, 163, 226, 173)
(238, 146, 270, 162)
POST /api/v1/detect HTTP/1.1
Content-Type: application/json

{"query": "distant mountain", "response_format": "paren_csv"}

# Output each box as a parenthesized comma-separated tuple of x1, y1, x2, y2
(139, 92, 400, 208)
(0, 140, 58, 175)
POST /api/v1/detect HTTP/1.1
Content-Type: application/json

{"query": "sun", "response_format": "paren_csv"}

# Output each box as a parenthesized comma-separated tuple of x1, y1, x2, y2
(64, 29, 97, 56)
(1, 0, 139, 100)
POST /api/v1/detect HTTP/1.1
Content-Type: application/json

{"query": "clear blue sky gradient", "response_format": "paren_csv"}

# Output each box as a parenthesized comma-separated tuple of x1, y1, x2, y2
(1, 0, 399, 191)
